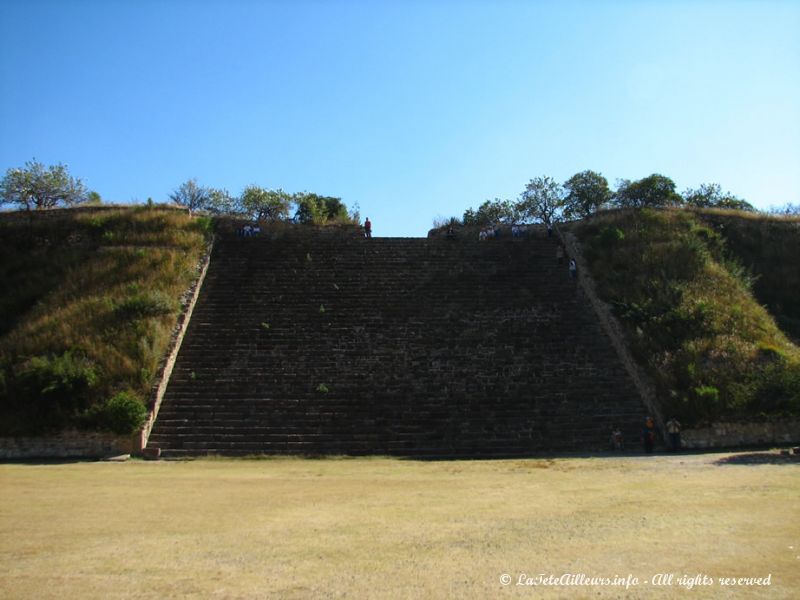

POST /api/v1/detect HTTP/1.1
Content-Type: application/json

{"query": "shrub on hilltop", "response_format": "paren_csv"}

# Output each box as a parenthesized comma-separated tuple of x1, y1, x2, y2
(448, 170, 758, 234)
(168, 179, 359, 226)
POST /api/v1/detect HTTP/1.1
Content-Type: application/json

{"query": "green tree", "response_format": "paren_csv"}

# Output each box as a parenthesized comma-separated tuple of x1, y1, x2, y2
(239, 186, 291, 221)
(293, 193, 348, 224)
(462, 198, 517, 226)
(682, 183, 755, 212)
(518, 177, 565, 225)
(85, 191, 102, 206)
(205, 187, 238, 215)
(563, 170, 611, 219)
(614, 174, 681, 208)
(0, 159, 88, 210)
(169, 179, 209, 214)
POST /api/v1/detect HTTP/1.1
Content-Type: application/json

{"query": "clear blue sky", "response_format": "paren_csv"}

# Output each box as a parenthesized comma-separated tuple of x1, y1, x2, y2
(1, 0, 798, 237)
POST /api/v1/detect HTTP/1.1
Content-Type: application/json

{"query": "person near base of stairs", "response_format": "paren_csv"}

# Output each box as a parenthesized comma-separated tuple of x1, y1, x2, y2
(568, 258, 577, 278)
(364, 218, 372, 238)
(643, 416, 655, 453)
(665, 417, 682, 451)
(610, 426, 624, 451)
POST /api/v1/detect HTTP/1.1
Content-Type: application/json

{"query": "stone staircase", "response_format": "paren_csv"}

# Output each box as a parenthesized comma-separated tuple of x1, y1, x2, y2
(147, 231, 646, 457)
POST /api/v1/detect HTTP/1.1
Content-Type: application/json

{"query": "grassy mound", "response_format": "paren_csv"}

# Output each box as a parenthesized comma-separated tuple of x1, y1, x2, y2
(691, 208, 800, 343)
(0, 206, 210, 435)
(573, 208, 800, 425)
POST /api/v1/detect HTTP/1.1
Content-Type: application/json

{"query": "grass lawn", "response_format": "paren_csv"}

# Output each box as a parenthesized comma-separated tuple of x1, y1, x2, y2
(1, 452, 798, 599)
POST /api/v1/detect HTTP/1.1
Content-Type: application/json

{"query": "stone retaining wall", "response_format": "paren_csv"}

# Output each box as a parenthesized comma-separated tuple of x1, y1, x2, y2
(0, 430, 133, 459)
(682, 420, 800, 449)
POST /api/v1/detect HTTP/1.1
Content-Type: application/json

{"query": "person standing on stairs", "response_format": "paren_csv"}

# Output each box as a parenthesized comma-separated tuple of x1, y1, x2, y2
(364, 217, 372, 238)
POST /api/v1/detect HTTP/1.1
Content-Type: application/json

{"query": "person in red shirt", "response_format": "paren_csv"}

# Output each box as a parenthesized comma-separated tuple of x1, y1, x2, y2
(364, 217, 372, 238)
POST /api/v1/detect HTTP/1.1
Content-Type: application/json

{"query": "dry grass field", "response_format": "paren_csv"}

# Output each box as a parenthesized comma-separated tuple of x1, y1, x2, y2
(1, 451, 798, 599)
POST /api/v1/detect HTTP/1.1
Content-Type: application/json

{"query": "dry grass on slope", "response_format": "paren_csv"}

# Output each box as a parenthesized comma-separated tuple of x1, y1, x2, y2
(574, 208, 800, 425)
(0, 206, 210, 434)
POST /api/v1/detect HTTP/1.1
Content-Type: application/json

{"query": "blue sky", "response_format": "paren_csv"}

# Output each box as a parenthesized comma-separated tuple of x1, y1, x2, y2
(1, 0, 798, 236)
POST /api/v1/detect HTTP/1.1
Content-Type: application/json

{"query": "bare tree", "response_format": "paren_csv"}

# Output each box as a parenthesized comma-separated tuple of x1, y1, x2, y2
(0, 159, 88, 210)
(169, 179, 209, 214)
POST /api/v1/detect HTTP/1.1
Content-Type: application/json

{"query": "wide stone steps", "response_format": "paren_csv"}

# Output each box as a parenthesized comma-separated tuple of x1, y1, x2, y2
(147, 232, 646, 457)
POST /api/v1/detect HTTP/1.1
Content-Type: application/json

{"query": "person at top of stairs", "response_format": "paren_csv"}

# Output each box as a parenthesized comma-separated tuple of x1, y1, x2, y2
(364, 218, 372, 238)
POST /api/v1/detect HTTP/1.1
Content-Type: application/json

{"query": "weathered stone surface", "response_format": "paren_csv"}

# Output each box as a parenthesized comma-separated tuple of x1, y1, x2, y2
(0, 430, 133, 459)
(141, 447, 162, 460)
(683, 420, 800, 449)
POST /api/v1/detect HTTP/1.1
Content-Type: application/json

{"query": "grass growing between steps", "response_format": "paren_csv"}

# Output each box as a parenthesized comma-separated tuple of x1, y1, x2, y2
(0, 207, 210, 435)
(573, 208, 800, 426)
(0, 454, 798, 599)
